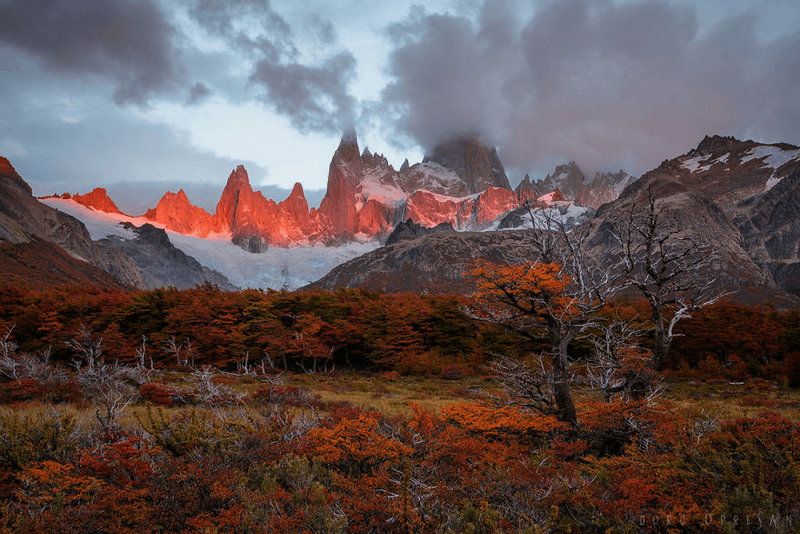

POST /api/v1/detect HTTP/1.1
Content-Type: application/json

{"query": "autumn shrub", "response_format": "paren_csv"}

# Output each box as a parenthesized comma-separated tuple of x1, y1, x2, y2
(252, 383, 322, 408)
(442, 401, 568, 441)
(0, 410, 79, 470)
(439, 363, 467, 380)
(306, 413, 411, 476)
(138, 382, 178, 406)
(0, 378, 43, 403)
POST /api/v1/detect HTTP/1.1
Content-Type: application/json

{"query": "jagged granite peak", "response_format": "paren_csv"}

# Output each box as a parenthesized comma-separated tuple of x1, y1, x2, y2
(283, 182, 308, 213)
(525, 161, 635, 209)
(335, 127, 361, 163)
(72, 187, 126, 215)
(400, 158, 410, 173)
(214, 165, 255, 234)
(145, 189, 215, 237)
(422, 134, 511, 194)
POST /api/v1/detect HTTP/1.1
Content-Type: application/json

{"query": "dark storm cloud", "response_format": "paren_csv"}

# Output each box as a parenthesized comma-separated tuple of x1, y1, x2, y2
(187, 82, 212, 105)
(0, 0, 183, 105)
(383, 3, 522, 150)
(187, 0, 357, 133)
(250, 52, 357, 134)
(188, 0, 295, 61)
(381, 0, 800, 176)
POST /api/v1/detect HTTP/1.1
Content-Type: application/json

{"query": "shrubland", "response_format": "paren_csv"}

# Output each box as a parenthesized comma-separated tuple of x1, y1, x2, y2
(1, 282, 799, 532)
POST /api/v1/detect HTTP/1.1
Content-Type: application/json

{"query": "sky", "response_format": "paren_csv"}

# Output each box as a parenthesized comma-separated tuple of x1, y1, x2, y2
(1, 0, 799, 214)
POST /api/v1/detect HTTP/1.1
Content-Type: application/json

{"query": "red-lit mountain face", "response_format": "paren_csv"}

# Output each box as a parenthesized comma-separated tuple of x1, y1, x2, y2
(309, 135, 800, 304)
(51, 130, 633, 251)
(140, 131, 541, 248)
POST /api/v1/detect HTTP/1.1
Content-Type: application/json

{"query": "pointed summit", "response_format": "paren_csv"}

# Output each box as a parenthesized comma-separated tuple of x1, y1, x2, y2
(340, 126, 358, 146)
(335, 127, 361, 162)
(144, 189, 214, 237)
(72, 187, 126, 215)
(423, 134, 511, 194)
(214, 165, 254, 233)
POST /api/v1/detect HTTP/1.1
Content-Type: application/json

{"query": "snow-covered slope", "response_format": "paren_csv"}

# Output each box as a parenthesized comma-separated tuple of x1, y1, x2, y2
(41, 198, 379, 290)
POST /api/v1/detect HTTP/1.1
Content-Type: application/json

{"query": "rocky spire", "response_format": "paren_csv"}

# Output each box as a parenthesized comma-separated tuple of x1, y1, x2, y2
(422, 134, 511, 193)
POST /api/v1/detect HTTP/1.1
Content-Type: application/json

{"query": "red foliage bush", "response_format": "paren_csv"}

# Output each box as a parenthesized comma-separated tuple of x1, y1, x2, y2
(252, 384, 322, 408)
(0, 378, 43, 403)
(139, 383, 176, 406)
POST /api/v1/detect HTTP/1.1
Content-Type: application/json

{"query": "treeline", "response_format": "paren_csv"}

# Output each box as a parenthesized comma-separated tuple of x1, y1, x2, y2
(0, 284, 530, 376)
(0, 283, 799, 381)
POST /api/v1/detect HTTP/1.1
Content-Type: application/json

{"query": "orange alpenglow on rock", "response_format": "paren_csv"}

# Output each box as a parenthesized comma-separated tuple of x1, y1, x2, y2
(71, 188, 127, 215)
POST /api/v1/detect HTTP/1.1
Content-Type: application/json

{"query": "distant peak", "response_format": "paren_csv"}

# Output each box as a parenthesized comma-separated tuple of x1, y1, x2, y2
(228, 165, 250, 183)
(695, 134, 743, 154)
(340, 127, 358, 146)
(290, 182, 305, 196)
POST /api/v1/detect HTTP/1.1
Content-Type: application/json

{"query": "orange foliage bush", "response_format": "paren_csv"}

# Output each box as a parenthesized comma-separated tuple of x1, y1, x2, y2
(441, 401, 568, 439)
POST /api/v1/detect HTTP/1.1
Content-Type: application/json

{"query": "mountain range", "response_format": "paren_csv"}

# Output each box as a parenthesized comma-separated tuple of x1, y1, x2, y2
(55, 130, 596, 250)
(2, 132, 800, 305)
(309, 135, 800, 306)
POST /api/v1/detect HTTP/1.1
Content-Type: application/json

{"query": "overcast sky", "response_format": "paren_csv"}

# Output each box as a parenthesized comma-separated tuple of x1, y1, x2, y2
(1, 0, 798, 214)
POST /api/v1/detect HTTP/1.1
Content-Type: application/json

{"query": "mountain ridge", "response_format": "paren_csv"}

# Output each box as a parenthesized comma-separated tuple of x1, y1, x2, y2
(50, 130, 632, 251)
(308, 135, 800, 306)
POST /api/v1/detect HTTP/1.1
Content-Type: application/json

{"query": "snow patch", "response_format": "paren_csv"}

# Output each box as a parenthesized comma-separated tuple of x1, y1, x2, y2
(765, 175, 783, 191)
(414, 162, 461, 183)
(742, 146, 800, 169)
(356, 179, 406, 209)
(41, 197, 379, 291)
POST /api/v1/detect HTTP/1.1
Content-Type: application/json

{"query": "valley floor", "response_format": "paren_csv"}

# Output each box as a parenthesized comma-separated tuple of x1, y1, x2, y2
(2, 368, 799, 532)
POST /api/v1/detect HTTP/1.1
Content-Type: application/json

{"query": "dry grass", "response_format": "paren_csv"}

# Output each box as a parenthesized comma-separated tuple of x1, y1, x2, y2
(3, 371, 800, 424)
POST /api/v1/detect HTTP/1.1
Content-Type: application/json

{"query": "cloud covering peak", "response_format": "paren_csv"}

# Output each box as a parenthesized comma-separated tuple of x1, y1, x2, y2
(380, 0, 800, 175)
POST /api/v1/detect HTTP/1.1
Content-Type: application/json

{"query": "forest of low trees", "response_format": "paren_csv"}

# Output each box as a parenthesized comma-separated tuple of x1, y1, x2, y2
(1, 282, 799, 383)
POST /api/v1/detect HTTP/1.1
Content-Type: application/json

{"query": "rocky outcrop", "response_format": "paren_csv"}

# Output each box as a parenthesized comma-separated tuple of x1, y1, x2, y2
(422, 135, 511, 193)
(385, 219, 455, 246)
(145, 189, 215, 237)
(72, 188, 126, 215)
(307, 230, 545, 294)
(522, 162, 635, 209)
(732, 168, 800, 296)
(0, 156, 142, 288)
(99, 222, 236, 290)
(589, 135, 800, 301)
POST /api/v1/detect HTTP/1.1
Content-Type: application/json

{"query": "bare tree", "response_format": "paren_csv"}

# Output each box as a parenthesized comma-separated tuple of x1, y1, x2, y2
(586, 317, 659, 401)
(66, 325, 143, 430)
(485, 354, 557, 416)
(469, 207, 619, 425)
(0, 325, 20, 380)
(66, 323, 103, 372)
(608, 187, 730, 368)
